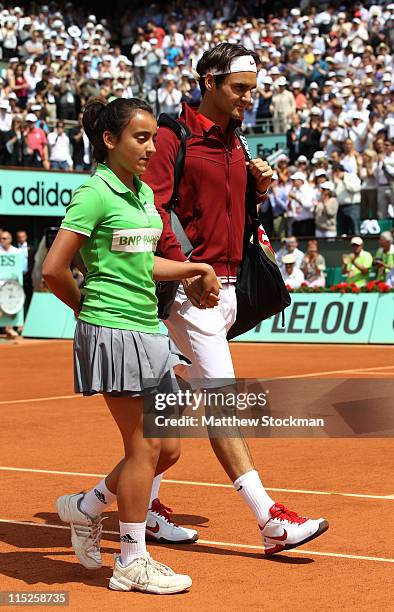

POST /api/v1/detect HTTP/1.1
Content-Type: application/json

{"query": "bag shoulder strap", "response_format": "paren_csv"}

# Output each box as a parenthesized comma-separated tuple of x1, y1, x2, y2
(158, 113, 192, 211)
(235, 127, 252, 162)
(235, 128, 258, 222)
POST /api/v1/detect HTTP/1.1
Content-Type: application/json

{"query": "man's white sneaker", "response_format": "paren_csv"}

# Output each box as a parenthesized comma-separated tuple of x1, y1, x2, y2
(260, 503, 329, 556)
(146, 498, 198, 544)
(109, 554, 192, 594)
(56, 492, 105, 569)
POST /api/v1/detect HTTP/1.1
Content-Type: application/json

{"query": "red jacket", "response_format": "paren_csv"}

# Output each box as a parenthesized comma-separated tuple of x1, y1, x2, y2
(143, 103, 248, 278)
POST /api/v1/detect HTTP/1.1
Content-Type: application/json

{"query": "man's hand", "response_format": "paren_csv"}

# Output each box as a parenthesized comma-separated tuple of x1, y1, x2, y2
(182, 275, 222, 309)
(247, 158, 273, 193)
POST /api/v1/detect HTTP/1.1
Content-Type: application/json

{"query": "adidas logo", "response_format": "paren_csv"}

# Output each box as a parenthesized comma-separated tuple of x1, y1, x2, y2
(236, 485, 243, 491)
(94, 489, 107, 504)
(120, 534, 138, 544)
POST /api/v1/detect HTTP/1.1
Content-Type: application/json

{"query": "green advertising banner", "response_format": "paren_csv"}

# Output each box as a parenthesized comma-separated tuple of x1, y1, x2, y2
(245, 133, 287, 159)
(0, 168, 87, 217)
(368, 293, 394, 344)
(232, 293, 381, 344)
(22, 291, 393, 343)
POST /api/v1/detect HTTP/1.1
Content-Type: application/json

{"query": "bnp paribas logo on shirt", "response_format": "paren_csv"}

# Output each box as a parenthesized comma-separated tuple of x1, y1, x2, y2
(111, 228, 162, 253)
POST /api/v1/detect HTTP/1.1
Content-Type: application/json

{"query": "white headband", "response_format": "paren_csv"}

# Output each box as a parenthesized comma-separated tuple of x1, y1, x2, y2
(201, 55, 257, 77)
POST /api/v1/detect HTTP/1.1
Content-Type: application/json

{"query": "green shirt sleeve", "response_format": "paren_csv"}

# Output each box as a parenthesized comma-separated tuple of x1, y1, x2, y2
(61, 183, 105, 237)
(361, 251, 373, 268)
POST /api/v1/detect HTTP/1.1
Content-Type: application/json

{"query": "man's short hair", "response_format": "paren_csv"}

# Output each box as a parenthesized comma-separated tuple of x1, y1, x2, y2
(196, 43, 260, 96)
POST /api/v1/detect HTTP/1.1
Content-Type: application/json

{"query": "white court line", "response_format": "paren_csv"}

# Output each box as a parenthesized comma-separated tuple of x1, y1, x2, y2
(1, 364, 393, 404)
(276, 364, 394, 379)
(0, 519, 392, 564)
(0, 394, 79, 406)
(0, 466, 392, 501)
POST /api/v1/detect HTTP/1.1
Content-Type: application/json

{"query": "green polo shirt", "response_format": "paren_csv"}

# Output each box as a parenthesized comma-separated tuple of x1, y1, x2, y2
(375, 246, 394, 281)
(61, 163, 162, 332)
(346, 250, 373, 287)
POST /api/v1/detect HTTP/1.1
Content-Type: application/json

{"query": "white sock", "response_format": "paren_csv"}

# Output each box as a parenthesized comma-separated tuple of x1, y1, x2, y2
(80, 478, 117, 518)
(149, 473, 164, 508)
(233, 469, 275, 527)
(119, 521, 147, 566)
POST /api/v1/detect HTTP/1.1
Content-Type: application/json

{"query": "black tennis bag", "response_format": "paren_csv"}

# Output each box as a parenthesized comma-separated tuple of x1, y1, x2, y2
(226, 131, 291, 340)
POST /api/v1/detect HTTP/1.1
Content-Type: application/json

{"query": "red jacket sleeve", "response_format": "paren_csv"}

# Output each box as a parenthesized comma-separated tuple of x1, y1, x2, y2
(142, 127, 187, 262)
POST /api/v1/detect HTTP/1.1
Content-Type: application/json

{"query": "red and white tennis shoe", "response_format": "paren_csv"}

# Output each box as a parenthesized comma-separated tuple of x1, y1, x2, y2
(146, 499, 198, 544)
(260, 503, 329, 556)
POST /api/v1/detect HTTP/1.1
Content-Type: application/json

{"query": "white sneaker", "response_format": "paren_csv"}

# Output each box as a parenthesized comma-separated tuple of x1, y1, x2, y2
(260, 503, 329, 556)
(109, 554, 192, 594)
(56, 492, 105, 569)
(146, 499, 198, 544)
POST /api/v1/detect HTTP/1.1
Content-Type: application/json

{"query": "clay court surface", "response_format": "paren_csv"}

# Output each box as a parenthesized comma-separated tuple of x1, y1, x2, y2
(0, 339, 393, 611)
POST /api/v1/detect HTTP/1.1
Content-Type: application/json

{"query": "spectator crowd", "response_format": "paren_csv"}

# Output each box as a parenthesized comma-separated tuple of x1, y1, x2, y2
(0, 1, 393, 239)
(275, 230, 394, 289)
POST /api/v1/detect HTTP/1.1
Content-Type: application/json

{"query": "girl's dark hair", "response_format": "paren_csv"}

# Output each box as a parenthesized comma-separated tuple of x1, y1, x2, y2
(82, 97, 154, 163)
(196, 43, 260, 96)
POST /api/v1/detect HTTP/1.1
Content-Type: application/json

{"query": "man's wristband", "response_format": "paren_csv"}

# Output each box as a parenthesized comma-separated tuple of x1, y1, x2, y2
(256, 188, 269, 199)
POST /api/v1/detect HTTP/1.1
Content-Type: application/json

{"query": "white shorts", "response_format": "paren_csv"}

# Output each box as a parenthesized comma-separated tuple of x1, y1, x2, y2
(164, 283, 237, 387)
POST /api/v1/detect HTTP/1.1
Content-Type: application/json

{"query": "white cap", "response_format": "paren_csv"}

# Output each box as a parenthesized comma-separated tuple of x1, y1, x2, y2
(0, 101, 9, 110)
(309, 81, 319, 89)
(270, 66, 280, 75)
(310, 106, 322, 116)
(290, 172, 306, 181)
(262, 76, 273, 85)
(351, 236, 363, 246)
(292, 81, 301, 88)
(315, 168, 327, 177)
(68, 25, 81, 38)
(312, 151, 326, 162)
(25, 113, 38, 122)
(382, 73, 392, 81)
(320, 180, 334, 191)
(290, 8, 301, 16)
(277, 76, 287, 86)
(297, 155, 308, 163)
(282, 254, 296, 264)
